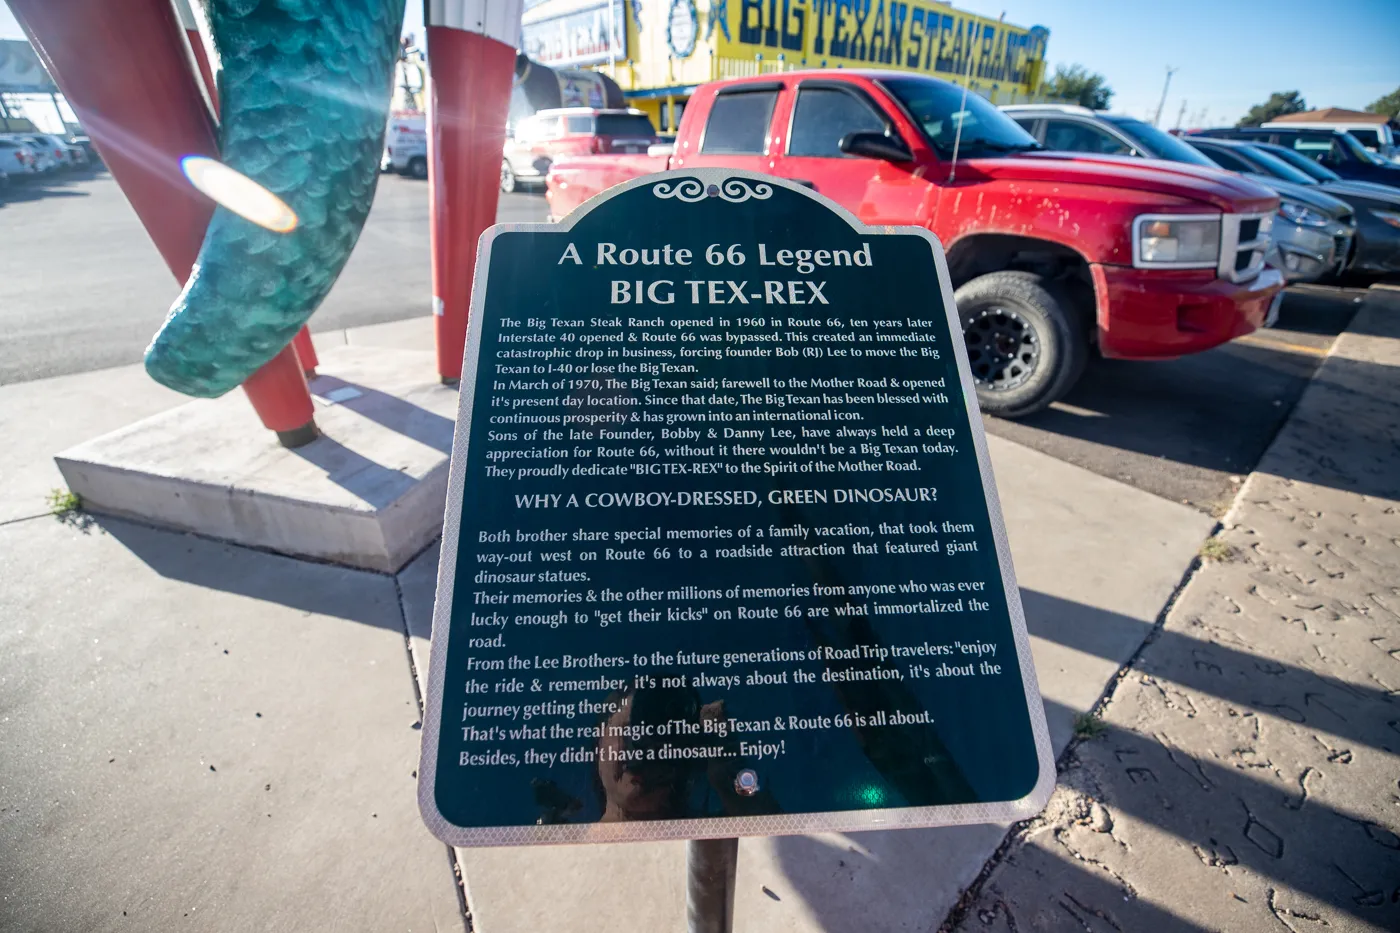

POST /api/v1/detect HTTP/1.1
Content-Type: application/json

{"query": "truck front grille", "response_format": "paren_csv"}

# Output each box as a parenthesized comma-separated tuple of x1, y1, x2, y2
(1219, 212, 1271, 283)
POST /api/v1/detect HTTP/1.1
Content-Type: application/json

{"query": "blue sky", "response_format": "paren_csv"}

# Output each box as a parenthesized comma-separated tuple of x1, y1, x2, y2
(4, 0, 1397, 126)
(956, 0, 1400, 125)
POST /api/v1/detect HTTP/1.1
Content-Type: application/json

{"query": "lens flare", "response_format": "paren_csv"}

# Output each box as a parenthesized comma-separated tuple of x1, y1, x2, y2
(180, 155, 298, 233)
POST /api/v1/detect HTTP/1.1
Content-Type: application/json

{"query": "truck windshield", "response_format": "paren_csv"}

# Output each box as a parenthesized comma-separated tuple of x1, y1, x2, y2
(1235, 145, 1320, 186)
(1338, 132, 1386, 165)
(1103, 117, 1217, 168)
(1255, 143, 1342, 182)
(879, 76, 1040, 159)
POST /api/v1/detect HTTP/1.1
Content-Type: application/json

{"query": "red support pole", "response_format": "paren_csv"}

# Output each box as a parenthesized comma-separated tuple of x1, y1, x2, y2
(173, 0, 219, 119)
(426, 0, 522, 384)
(291, 327, 319, 377)
(11, 0, 317, 447)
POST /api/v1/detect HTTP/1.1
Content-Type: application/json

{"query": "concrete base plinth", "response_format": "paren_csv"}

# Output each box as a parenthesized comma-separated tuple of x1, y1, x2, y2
(55, 346, 457, 573)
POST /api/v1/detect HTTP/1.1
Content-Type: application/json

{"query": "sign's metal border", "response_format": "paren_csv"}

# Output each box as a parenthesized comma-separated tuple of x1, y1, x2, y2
(418, 168, 1056, 848)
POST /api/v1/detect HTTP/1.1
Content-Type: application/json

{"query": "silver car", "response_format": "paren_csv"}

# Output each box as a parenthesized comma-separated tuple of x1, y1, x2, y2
(1003, 105, 1356, 282)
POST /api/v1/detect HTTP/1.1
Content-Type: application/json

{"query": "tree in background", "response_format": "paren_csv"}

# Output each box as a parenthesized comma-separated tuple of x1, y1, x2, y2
(1238, 91, 1306, 126)
(1043, 64, 1114, 111)
(1366, 87, 1400, 121)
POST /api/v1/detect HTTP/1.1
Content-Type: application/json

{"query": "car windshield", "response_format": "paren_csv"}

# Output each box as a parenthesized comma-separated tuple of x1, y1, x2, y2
(1338, 132, 1385, 165)
(1103, 117, 1217, 167)
(1233, 145, 1320, 185)
(1256, 143, 1341, 182)
(596, 113, 656, 137)
(880, 76, 1040, 158)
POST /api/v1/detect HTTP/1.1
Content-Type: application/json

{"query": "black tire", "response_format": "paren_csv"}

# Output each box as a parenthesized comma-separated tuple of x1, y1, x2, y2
(407, 156, 428, 180)
(954, 270, 1088, 418)
(500, 159, 516, 193)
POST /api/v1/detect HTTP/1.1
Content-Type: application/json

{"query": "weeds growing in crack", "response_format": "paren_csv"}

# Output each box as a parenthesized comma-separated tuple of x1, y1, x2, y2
(1073, 713, 1108, 740)
(46, 487, 94, 532)
(1200, 537, 1237, 562)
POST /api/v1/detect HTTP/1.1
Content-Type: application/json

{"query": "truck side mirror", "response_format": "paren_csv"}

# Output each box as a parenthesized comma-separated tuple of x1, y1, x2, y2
(839, 132, 912, 163)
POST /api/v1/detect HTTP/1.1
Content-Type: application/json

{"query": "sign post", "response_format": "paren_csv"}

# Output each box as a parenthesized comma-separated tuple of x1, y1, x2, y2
(419, 171, 1053, 889)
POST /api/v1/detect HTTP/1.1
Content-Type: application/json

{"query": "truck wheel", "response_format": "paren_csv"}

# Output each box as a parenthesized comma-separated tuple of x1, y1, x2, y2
(407, 156, 428, 180)
(500, 160, 516, 193)
(954, 271, 1088, 419)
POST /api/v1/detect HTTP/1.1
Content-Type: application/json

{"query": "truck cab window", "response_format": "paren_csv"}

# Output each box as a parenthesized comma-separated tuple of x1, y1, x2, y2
(1290, 136, 1340, 165)
(1043, 120, 1130, 156)
(701, 91, 778, 154)
(1196, 146, 1252, 174)
(564, 115, 593, 134)
(788, 88, 887, 157)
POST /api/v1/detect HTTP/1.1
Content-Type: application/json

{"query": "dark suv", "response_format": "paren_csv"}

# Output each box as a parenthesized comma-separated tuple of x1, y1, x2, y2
(1187, 137, 1400, 277)
(1188, 127, 1400, 186)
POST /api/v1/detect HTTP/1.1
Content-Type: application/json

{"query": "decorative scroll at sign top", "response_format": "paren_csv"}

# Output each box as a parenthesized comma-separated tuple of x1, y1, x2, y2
(418, 170, 1054, 847)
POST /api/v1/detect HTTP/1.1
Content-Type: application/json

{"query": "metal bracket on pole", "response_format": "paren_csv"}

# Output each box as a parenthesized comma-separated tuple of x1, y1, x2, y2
(686, 837, 738, 933)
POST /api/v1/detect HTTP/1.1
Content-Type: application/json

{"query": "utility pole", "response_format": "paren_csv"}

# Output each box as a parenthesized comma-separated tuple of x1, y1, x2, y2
(1152, 66, 1178, 127)
(1174, 99, 1187, 130)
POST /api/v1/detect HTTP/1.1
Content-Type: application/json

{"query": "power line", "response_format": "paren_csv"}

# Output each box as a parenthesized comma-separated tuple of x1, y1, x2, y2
(1152, 66, 1178, 127)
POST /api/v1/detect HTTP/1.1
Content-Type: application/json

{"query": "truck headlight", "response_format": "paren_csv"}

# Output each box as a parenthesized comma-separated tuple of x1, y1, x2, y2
(1134, 216, 1221, 267)
(1370, 208, 1400, 230)
(1278, 200, 1330, 228)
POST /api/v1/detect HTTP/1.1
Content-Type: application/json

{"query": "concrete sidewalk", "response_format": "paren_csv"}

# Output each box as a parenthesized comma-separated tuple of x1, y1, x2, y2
(949, 292, 1400, 932)
(0, 317, 455, 933)
(11, 298, 1386, 930)
(398, 428, 1214, 932)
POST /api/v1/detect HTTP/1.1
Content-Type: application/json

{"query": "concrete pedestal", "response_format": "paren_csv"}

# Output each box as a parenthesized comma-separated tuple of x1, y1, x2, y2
(55, 346, 457, 572)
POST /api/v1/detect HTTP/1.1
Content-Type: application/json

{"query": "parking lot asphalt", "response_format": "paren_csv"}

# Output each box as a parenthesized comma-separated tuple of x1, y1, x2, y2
(985, 285, 1364, 516)
(0, 170, 1368, 515)
(0, 171, 542, 386)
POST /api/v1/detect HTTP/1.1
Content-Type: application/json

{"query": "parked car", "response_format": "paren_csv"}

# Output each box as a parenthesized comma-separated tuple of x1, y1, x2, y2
(503, 108, 657, 193)
(68, 134, 101, 167)
(0, 138, 37, 177)
(1262, 110, 1398, 163)
(1252, 139, 1400, 201)
(1190, 127, 1400, 186)
(6, 135, 58, 173)
(28, 133, 85, 169)
(547, 72, 1284, 417)
(381, 112, 427, 178)
(1004, 105, 1356, 283)
(48, 134, 88, 168)
(1187, 137, 1400, 278)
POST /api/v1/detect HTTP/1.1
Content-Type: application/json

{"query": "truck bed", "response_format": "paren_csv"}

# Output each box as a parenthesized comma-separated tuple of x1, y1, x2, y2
(545, 152, 671, 220)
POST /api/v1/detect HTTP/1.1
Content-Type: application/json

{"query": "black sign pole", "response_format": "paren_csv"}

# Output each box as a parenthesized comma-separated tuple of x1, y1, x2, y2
(686, 837, 738, 933)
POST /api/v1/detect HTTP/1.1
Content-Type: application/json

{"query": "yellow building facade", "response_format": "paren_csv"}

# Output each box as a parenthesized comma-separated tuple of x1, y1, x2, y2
(521, 0, 1049, 131)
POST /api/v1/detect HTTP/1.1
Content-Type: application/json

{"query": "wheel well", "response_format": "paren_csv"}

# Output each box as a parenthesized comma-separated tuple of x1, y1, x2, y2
(945, 234, 1095, 331)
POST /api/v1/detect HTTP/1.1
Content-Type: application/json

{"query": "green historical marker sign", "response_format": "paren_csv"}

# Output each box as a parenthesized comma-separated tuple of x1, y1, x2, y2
(418, 170, 1053, 847)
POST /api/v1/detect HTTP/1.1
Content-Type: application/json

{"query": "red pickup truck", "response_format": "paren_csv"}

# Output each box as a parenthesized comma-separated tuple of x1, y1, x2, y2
(546, 71, 1286, 417)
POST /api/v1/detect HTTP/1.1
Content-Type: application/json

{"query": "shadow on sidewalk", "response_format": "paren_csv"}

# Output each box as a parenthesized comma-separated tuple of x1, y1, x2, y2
(289, 433, 423, 509)
(99, 515, 406, 634)
(770, 824, 1222, 933)
(764, 571, 1399, 932)
(1022, 590, 1395, 753)
(769, 694, 1396, 932)
(307, 375, 454, 454)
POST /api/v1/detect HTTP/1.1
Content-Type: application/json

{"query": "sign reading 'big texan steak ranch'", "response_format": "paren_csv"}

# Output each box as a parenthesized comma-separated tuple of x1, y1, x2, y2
(418, 170, 1053, 846)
